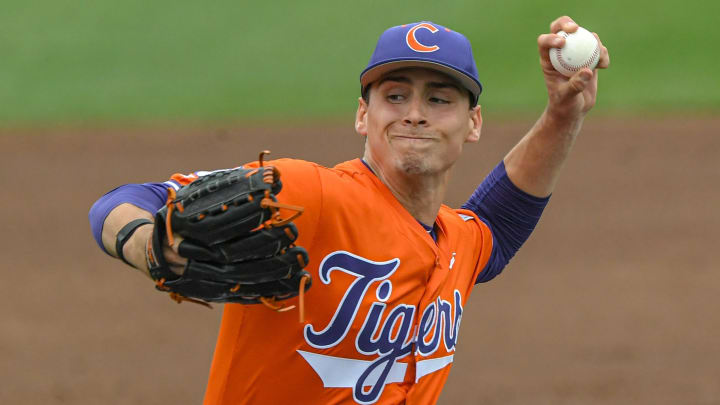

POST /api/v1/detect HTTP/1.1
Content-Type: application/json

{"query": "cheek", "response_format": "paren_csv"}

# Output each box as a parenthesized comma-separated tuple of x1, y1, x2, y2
(446, 116, 472, 144)
(437, 120, 472, 161)
(367, 105, 399, 134)
(364, 111, 392, 151)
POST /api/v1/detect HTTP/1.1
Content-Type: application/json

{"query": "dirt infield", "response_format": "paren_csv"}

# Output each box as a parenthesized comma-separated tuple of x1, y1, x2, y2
(1, 116, 718, 404)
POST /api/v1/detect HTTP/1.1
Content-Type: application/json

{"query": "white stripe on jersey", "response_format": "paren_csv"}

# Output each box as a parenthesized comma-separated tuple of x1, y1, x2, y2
(163, 180, 180, 190)
(194, 167, 243, 177)
(164, 166, 245, 190)
(458, 214, 474, 222)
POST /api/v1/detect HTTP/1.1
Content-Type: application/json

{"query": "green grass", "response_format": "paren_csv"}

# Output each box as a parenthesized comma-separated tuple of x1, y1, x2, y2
(0, 0, 718, 127)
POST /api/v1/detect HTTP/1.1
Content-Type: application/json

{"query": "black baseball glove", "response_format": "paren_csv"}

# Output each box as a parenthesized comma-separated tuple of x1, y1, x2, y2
(145, 152, 311, 314)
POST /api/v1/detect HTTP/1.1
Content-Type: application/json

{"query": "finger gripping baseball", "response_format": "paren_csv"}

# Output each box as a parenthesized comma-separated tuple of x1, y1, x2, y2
(145, 159, 311, 318)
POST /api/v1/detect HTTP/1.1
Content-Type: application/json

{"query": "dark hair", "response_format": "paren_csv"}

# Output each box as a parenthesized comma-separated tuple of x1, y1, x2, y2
(361, 84, 476, 109)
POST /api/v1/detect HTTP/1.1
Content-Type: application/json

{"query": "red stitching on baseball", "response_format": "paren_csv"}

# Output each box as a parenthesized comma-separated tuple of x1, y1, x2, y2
(555, 33, 600, 73)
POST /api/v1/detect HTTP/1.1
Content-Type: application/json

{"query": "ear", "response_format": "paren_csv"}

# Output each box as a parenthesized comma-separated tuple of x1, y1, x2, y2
(355, 97, 368, 136)
(465, 105, 482, 143)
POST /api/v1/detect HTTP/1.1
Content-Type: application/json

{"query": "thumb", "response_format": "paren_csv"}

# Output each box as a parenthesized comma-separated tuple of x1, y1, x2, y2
(170, 233, 184, 254)
(566, 68, 593, 94)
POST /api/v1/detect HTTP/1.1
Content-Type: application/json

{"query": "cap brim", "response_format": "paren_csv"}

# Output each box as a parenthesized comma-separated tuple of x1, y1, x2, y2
(360, 60, 482, 101)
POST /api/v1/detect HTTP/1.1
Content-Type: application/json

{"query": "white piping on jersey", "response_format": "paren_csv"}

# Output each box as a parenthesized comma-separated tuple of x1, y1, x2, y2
(163, 167, 245, 191)
(296, 351, 456, 388)
(163, 180, 180, 191)
(415, 354, 454, 382)
(296, 350, 408, 388)
(458, 214, 474, 222)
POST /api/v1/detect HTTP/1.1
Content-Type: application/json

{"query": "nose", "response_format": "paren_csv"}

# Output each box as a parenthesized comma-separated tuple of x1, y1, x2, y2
(403, 98, 427, 126)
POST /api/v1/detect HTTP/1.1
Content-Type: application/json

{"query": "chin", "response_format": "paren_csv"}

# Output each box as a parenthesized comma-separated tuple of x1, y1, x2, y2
(397, 153, 435, 175)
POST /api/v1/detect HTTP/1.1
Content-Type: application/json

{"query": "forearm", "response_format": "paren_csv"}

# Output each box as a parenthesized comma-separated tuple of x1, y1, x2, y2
(89, 182, 170, 275)
(503, 107, 584, 197)
(506, 16, 609, 197)
(101, 203, 155, 275)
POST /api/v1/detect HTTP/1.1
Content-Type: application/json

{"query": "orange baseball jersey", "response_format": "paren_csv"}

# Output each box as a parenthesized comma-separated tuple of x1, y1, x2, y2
(168, 158, 493, 404)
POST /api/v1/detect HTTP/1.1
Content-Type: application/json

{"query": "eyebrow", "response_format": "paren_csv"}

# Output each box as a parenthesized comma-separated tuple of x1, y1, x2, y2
(377, 76, 412, 87)
(427, 82, 462, 92)
(377, 76, 462, 93)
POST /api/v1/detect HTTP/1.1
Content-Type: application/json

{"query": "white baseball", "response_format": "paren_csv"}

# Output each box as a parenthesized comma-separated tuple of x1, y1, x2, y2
(549, 27, 600, 77)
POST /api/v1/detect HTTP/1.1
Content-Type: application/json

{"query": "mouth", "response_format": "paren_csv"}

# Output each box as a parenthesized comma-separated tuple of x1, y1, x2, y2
(389, 133, 436, 141)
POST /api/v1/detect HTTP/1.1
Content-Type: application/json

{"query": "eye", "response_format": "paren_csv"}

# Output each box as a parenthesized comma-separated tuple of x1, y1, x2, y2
(429, 97, 450, 104)
(387, 94, 405, 102)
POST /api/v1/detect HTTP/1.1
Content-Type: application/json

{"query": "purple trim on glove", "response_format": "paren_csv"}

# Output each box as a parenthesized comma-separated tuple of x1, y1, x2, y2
(462, 161, 550, 284)
(88, 183, 169, 254)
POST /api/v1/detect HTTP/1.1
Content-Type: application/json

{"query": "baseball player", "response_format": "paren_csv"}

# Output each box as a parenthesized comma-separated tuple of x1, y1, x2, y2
(89, 16, 609, 404)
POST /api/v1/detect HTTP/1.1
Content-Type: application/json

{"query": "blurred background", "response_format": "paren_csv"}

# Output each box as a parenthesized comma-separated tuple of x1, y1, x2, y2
(1, 0, 718, 404)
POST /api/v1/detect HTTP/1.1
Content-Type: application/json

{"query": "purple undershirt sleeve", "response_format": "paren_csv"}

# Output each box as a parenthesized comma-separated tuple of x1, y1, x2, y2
(462, 161, 550, 284)
(88, 183, 170, 254)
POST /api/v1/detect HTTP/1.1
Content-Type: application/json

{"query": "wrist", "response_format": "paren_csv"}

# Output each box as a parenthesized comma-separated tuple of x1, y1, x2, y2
(123, 223, 154, 274)
(540, 105, 585, 137)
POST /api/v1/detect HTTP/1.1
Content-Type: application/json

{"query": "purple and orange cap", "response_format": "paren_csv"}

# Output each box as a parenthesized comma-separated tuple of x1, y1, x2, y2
(360, 21, 483, 105)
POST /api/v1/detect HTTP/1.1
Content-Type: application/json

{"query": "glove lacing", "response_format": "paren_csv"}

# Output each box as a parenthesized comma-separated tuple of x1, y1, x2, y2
(158, 150, 311, 323)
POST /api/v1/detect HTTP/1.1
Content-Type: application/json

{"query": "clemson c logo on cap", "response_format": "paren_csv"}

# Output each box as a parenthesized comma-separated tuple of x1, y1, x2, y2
(405, 23, 440, 53)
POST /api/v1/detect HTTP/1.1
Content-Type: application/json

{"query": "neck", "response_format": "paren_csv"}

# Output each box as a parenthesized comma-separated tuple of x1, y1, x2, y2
(363, 157, 449, 226)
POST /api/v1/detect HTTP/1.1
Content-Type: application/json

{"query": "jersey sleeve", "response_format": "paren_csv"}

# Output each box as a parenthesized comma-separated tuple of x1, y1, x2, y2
(88, 182, 171, 254)
(88, 169, 233, 255)
(462, 160, 550, 284)
(449, 208, 494, 285)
